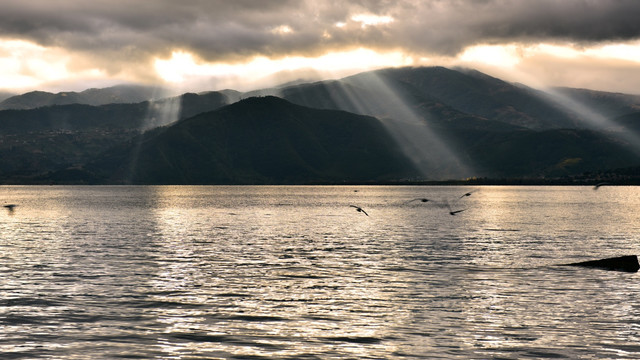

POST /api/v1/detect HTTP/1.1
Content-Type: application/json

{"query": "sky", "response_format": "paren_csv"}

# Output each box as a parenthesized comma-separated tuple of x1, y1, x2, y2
(1, 0, 640, 95)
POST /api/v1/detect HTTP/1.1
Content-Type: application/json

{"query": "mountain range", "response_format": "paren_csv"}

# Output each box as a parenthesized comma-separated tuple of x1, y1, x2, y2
(85, 96, 417, 184)
(1, 66, 638, 184)
(0, 85, 165, 110)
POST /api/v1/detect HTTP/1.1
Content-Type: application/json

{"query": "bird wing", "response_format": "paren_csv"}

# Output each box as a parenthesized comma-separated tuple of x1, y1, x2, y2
(593, 182, 609, 190)
(459, 189, 480, 198)
(350, 205, 368, 216)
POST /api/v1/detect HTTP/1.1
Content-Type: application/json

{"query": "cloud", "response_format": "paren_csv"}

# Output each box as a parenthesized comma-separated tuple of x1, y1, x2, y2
(4, 1, 638, 55)
(1, 0, 639, 90)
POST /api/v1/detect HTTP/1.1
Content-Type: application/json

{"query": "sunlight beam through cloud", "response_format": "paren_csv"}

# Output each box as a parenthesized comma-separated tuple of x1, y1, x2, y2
(321, 71, 476, 180)
(351, 14, 394, 28)
(154, 48, 414, 91)
(542, 88, 640, 155)
(0, 38, 106, 91)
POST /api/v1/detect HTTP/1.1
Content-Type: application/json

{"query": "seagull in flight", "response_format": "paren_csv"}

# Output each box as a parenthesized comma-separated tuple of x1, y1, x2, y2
(593, 182, 609, 190)
(3, 204, 17, 214)
(445, 202, 465, 216)
(459, 190, 477, 199)
(350, 205, 369, 216)
(406, 198, 430, 204)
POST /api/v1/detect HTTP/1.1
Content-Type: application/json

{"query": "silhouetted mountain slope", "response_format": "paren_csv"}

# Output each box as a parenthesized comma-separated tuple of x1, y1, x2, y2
(553, 87, 640, 119)
(2, 66, 640, 184)
(0, 103, 150, 134)
(277, 80, 391, 117)
(276, 75, 518, 137)
(0, 103, 150, 181)
(177, 91, 229, 120)
(372, 67, 579, 128)
(613, 112, 640, 132)
(218, 89, 243, 103)
(0, 84, 163, 110)
(272, 67, 640, 177)
(458, 128, 640, 178)
(274, 67, 579, 130)
(0, 91, 232, 134)
(0, 92, 14, 103)
(269, 66, 640, 133)
(0, 91, 232, 182)
(88, 96, 419, 184)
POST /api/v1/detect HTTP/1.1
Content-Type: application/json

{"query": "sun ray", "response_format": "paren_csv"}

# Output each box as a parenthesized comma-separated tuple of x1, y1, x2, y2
(318, 71, 476, 179)
(153, 48, 413, 91)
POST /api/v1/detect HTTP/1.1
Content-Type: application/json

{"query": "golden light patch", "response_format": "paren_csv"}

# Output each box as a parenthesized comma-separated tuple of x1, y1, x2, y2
(271, 25, 293, 35)
(154, 48, 414, 86)
(459, 44, 522, 68)
(0, 38, 107, 91)
(351, 14, 394, 28)
(0, 39, 68, 89)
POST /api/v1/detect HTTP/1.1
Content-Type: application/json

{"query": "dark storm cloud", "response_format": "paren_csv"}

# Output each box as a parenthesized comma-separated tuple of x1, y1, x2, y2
(389, 0, 640, 55)
(466, 0, 640, 43)
(2, 0, 639, 79)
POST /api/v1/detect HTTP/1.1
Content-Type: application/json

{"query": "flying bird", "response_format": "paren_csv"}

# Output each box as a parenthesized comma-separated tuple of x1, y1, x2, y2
(593, 182, 609, 190)
(406, 198, 430, 204)
(445, 202, 465, 216)
(459, 190, 477, 199)
(3, 204, 17, 214)
(350, 205, 369, 216)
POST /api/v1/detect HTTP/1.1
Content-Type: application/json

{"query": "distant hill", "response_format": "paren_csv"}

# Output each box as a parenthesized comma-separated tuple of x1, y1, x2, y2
(612, 112, 640, 133)
(1, 66, 639, 184)
(272, 66, 578, 130)
(39, 95, 636, 184)
(373, 67, 581, 129)
(264, 67, 640, 179)
(259, 66, 640, 133)
(0, 91, 15, 103)
(460, 128, 639, 178)
(552, 87, 640, 119)
(84, 96, 419, 184)
(0, 103, 150, 134)
(0, 84, 165, 110)
(176, 91, 229, 121)
(0, 91, 231, 134)
(0, 91, 232, 182)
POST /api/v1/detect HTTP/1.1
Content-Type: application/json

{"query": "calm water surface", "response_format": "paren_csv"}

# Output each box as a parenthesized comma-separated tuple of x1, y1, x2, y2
(1, 185, 639, 359)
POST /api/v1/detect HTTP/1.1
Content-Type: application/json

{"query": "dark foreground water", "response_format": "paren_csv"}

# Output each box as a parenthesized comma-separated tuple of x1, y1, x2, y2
(1, 185, 639, 359)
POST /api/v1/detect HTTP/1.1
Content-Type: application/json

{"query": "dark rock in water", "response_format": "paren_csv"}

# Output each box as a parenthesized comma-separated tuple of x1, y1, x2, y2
(563, 255, 639, 273)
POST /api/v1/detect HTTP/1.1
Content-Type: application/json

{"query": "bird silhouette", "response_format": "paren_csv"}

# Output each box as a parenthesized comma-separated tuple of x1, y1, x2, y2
(406, 198, 430, 204)
(593, 182, 609, 190)
(3, 204, 17, 214)
(350, 205, 369, 216)
(458, 190, 477, 199)
(445, 202, 465, 216)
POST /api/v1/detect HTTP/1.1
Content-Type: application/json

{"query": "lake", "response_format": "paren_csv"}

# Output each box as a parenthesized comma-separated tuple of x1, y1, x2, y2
(1, 185, 639, 359)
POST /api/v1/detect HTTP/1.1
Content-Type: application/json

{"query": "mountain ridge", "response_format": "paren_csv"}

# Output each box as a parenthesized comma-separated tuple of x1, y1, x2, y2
(0, 84, 167, 110)
(85, 96, 419, 184)
(1, 66, 639, 184)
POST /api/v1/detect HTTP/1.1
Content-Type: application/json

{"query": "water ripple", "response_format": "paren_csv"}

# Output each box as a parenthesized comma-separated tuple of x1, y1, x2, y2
(0, 185, 639, 359)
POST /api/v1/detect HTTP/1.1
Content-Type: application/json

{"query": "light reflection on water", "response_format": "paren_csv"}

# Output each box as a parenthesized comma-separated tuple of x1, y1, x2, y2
(1, 185, 639, 359)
